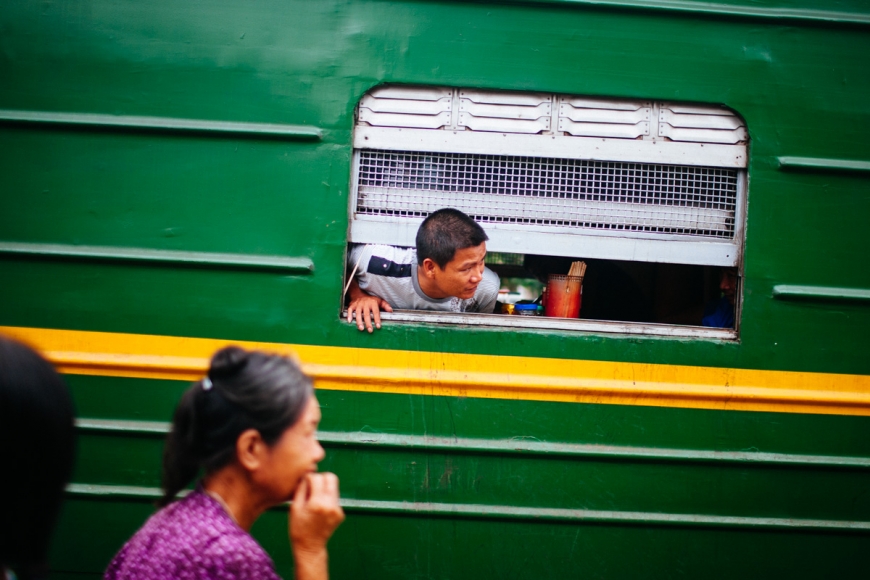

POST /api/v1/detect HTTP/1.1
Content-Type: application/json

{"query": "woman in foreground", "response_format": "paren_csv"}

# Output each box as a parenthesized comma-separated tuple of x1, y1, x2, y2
(105, 346, 344, 580)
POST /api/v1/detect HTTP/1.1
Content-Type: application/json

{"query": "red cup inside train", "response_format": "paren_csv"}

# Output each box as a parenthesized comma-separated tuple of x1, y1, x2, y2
(544, 274, 582, 318)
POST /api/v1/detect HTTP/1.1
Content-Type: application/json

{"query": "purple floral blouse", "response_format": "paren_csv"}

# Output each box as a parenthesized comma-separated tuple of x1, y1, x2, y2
(104, 489, 281, 580)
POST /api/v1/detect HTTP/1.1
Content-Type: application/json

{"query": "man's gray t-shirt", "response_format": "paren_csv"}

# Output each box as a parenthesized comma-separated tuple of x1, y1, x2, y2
(348, 244, 500, 313)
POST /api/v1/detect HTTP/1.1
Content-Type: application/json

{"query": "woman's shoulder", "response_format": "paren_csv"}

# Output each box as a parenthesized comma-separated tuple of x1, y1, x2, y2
(147, 489, 239, 539)
(105, 491, 280, 580)
(202, 532, 279, 579)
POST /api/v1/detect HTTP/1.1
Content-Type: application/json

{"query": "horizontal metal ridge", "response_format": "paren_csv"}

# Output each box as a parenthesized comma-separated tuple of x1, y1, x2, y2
(512, 0, 870, 27)
(0, 110, 322, 140)
(67, 483, 165, 499)
(77, 419, 170, 434)
(0, 242, 314, 274)
(75, 419, 870, 470)
(777, 156, 870, 175)
(370, 309, 735, 339)
(64, 483, 870, 533)
(773, 285, 870, 304)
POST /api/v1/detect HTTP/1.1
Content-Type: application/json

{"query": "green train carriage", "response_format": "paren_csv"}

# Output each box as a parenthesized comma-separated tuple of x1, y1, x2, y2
(1, 0, 869, 577)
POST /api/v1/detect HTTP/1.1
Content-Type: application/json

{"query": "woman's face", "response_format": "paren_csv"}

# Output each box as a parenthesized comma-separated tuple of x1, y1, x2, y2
(258, 395, 325, 503)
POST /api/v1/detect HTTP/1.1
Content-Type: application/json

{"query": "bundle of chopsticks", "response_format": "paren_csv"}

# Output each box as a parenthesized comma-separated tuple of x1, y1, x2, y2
(568, 260, 587, 279)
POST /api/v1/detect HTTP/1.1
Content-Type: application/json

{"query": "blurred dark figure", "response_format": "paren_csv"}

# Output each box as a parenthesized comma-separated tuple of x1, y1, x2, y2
(702, 268, 738, 328)
(0, 337, 77, 580)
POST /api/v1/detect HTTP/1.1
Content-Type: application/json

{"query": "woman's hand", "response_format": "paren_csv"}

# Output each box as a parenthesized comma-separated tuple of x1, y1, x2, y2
(290, 473, 345, 580)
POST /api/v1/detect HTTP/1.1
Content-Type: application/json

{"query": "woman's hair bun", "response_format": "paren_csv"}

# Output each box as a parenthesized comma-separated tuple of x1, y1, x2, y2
(209, 346, 248, 379)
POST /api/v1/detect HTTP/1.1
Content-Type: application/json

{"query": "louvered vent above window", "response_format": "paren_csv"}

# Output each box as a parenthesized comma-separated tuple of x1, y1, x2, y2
(351, 86, 748, 267)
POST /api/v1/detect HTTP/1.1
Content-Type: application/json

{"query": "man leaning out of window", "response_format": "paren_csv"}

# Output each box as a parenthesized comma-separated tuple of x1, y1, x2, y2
(346, 208, 500, 332)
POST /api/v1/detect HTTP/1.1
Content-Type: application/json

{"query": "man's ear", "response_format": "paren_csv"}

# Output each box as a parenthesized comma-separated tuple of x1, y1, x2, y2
(421, 258, 438, 279)
(236, 428, 266, 472)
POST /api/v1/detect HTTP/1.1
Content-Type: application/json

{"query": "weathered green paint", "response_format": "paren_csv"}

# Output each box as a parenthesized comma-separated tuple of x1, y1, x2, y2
(52, 376, 870, 577)
(2, 0, 870, 372)
(2, 0, 870, 578)
(50, 493, 870, 579)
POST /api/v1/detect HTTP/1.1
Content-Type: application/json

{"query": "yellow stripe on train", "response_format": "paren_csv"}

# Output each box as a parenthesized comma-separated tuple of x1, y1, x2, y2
(3, 325, 870, 417)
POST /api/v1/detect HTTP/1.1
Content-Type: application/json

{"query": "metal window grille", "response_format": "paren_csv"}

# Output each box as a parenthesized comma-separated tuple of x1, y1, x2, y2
(356, 150, 738, 239)
(485, 252, 525, 266)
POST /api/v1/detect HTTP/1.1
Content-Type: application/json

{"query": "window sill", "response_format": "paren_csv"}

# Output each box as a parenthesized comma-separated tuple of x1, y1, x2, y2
(344, 310, 737, 340)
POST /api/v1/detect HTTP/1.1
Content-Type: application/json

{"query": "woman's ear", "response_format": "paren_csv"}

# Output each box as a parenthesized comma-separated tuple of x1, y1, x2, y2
(236, 429, 266, 471)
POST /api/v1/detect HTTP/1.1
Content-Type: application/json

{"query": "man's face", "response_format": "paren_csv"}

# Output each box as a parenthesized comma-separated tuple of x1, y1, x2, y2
(720, 269, 738, 305)
(426, 242, 487, 300)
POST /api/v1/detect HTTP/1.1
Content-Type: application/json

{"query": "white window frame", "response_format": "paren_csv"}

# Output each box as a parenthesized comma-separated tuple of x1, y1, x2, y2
(346, 86, 747, 338)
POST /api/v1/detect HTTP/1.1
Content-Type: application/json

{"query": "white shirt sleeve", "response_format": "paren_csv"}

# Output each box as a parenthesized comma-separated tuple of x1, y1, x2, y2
(347, 244, 372, 275)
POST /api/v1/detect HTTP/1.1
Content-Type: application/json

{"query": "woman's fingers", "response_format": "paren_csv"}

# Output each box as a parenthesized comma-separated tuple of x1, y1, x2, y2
(289, 473, 345, 551)
(306, 473, 344, 524)
(292, 474, 310, 512)
(322, 472, 339, 498)
(307, 472, 325, 502)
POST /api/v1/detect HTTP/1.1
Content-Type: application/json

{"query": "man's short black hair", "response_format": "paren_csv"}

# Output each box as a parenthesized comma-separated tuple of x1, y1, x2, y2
(416, 208, 488, 268)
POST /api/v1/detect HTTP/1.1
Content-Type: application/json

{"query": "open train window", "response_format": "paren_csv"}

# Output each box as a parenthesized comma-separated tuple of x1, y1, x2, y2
(345, 86, 747, 338)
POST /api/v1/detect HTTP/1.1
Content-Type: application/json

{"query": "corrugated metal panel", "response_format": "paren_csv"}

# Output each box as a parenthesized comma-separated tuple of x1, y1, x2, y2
(457, 113, 551, 133)
(658, 124, 748, 144)
(458, 90, 552, 133)
(358, 109, 452, 129)
(558, 97, 651, 138)
(358, 86, 453, 130)
(356, 87, 748, 147)
(359, 95, 451, 115)
(560, 97, 651, 111)
(558, 119, 650, 139)
(458, 100, 551, 121)
(366, 85, 453, 101)
(659, 103, 748, 144)
(459, 89, 552, 107)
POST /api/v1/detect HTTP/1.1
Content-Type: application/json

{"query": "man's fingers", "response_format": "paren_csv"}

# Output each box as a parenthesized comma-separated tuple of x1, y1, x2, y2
(348, 304, 363, 329)
(374, 299, 392, 329)
(347, 297, 385, 332)
(353, 304, 365, 331)
(364, 307, 375, 333)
